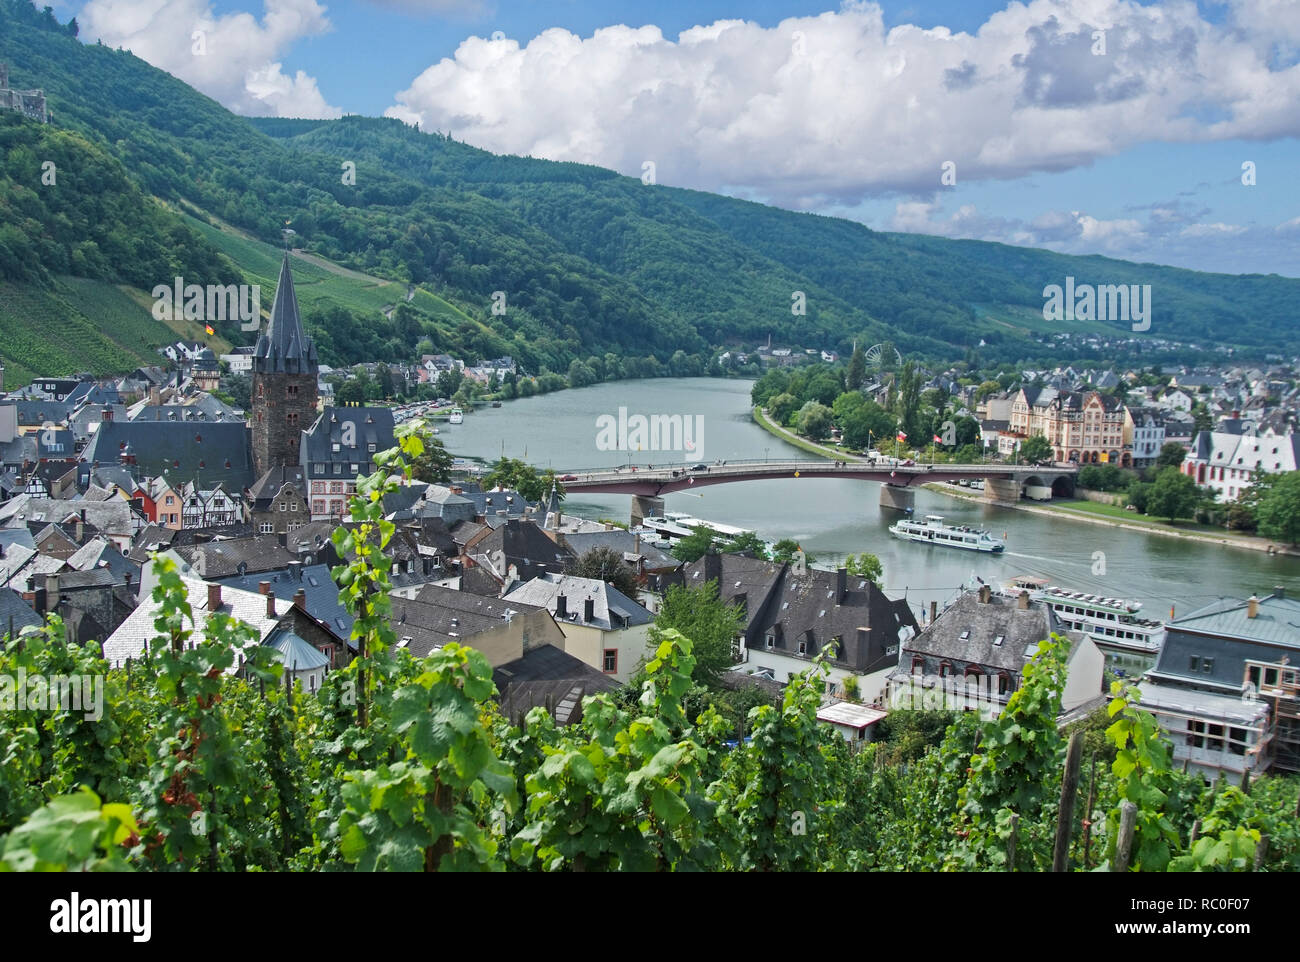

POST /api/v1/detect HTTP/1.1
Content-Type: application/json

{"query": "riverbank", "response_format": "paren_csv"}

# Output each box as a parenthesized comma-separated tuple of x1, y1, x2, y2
(751, 406, 864, 461)
(924, 481, 1300, 557)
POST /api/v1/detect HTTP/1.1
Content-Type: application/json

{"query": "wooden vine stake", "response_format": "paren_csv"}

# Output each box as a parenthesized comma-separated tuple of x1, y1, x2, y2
(1052, 730, 1084, 872)
(1112, 800, 1138, 872)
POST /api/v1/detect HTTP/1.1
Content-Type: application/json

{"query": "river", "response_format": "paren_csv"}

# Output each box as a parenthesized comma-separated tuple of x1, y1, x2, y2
(438, 378, 1300, 623)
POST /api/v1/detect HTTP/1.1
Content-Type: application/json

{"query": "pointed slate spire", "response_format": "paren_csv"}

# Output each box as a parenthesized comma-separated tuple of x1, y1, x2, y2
(253, 254, 318, 374)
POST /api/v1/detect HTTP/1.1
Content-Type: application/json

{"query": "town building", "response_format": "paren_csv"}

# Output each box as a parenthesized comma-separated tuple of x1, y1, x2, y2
(300, 406, 395, 519)
(1139, 590, 1299, 783)
(1009, 387, 1130, 465)
(885, 585, 1105, 721)
(677, 551, 919, 701)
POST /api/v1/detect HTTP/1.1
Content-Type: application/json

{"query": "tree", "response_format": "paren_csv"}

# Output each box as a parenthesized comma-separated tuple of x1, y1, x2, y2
(1019, 435, 1053, 464)
(1154, 442, 1186, 470)
(1146, 467, 1201, 523)
(407, 423, 453, 483)
(771, 538, 815, 565)
(652, 581, 745, 685)
(797, 401, 834, 441)
(844, 553, 883, 584)
(572, 546, 639, 599)
(846, 343, 866, 391)
(1252, 471, 1300, 545)
(767, 392, 799, 425)
(670, 526, 716, 563)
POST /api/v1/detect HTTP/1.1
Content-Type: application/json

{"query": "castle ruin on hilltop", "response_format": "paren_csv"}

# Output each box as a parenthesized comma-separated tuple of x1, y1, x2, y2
(0, 64, 49, 124)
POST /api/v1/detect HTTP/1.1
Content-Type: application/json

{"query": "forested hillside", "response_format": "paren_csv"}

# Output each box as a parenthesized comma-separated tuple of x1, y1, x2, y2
(1, 0, 1297, 386)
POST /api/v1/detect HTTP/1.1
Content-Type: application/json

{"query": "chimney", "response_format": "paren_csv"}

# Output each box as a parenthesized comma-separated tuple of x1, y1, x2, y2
(836, 566, 847, 603)
(293, 588, 306, 610)
(978, 584, 992, 604)
(703, 545, 722, 586)
(1247, 595, 1259, 619)
(555, 593, 567, 619)
(266, 591, 277, 619)
(1017, 590, 1030, 610)
(930, 600, 938, 625)
(258, 580, 270, 595)
(207, 583, 223, 611)
(584, 596, 595, 623)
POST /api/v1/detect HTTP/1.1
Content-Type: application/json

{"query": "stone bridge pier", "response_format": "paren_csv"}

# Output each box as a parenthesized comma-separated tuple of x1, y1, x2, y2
(631, 495, 665, 526)
(879, 484, 915, 512)
(983, 477, 1022, 504)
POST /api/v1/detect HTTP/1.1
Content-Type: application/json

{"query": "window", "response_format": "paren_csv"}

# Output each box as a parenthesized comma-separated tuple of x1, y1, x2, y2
(602, 649, 617, 673)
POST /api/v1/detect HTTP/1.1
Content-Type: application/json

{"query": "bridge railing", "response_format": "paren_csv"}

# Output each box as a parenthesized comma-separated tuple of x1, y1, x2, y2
(556, 458, 1067, 476)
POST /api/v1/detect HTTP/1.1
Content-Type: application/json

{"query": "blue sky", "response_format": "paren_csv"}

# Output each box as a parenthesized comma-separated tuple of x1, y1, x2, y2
(64, 0, 1300, 275)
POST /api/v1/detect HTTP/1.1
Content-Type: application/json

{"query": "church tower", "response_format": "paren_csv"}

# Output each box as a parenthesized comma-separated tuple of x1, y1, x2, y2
(251, 254, 319, 476)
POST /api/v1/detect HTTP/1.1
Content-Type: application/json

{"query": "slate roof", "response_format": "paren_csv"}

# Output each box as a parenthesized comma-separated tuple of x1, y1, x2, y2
(213, 563, 354, 642)
(66, 537, 140, 583)
(562, 530, 681, 571)
(104, 577, 280, 669)
(253, 255, 318, 375)
(0, 586, 42, 637)
(493, 644, 621, 726)
(0, 497, 133, 537)
(391, 584, 548, 658)
(300, 407, 394, 474)
(247, 466, 306, 510)
(680, 552, 919, 674)
(174, 535, 296, 579)
(1149, 590, 1300, 692)
(82, 420, 255, 491)
(473, 518, 575, 582)
(902, 590, 1070, 673)
(504, 572, 651, 632)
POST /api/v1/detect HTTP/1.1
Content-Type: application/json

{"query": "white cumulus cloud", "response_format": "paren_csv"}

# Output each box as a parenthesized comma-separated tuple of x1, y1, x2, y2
(80, 0, 341, 118)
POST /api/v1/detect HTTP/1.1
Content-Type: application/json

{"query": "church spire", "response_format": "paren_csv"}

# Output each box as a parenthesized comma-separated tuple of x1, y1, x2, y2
(253, 253, 317, 375)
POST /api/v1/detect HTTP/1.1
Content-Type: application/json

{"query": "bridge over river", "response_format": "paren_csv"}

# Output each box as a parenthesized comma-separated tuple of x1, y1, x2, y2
(556, 459, 1078, 523)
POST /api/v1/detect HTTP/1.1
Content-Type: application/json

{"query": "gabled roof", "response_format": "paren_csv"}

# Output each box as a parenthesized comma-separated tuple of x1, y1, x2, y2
(493, 644, 620, 725)
(0, 586, 42, 637)
(504, 572, 651, 632)
(390, 584, 548, 657)
(903, 590, 1069, 673)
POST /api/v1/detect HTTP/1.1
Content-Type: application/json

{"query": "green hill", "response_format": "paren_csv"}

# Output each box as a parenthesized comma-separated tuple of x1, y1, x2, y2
(0, 0, 1296, 388)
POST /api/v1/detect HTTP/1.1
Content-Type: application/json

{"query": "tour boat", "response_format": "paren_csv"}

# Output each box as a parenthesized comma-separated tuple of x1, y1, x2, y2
(1000, 576, 1165, 672)
(889, 515, 1004, 552)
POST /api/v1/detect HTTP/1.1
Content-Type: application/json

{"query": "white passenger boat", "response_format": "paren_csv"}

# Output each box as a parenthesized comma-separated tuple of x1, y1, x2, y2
(889, 515, 1004, 552)
(1000, 576, 1165, 673)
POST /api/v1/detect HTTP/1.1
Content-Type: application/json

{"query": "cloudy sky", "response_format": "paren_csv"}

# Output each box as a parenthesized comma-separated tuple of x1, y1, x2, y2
(63, 0, 1300, 275)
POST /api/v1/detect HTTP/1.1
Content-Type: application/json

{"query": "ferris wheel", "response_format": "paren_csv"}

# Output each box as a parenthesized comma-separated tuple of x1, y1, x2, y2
(864, 343, 903, 369)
